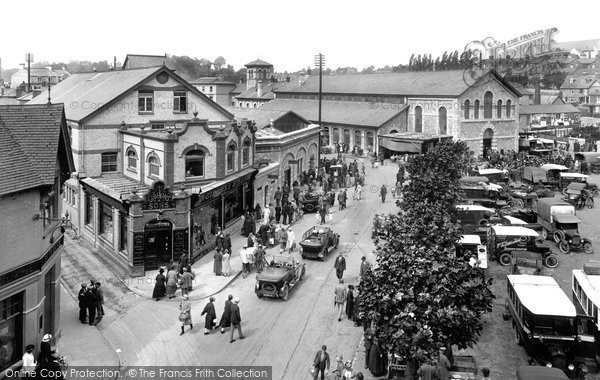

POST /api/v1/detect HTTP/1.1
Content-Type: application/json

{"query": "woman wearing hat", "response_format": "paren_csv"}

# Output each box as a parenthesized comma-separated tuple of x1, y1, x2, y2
(178, 294, 193, 335)
(201, 297, 217, 335)
(37, 335, 63, 377)
(22, 344, 36, 378)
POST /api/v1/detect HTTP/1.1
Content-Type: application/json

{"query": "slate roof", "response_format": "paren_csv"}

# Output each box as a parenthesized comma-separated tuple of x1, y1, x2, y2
(560, 75, 599, 89)
(556, 39, 600, 53)
(190, 77, 236, 86)
(0, 104, 69, 196)
(236, 83, 278, 100)
(519, 103, 581, 115)
(231, 83, 247, 95)
(258, 99, 408, 127)
(273, 70, 518, 97)
(122, 54, 167, 70)
(28, 66, 233, 122)
(224, 106, 310, 130)
(245, 59, 273, 67)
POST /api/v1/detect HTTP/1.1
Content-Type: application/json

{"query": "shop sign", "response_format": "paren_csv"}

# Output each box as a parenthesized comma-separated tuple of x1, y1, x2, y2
(195, 172, 255, 204)
(143, 181, 175, 210)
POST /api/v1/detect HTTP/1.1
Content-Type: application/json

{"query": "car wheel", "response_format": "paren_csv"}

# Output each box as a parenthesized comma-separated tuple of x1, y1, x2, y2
(257, 293, 263, 299)
(584, 242, 594, 254)
(299, 267, 305, 281)
(305, 203, 315, 212)
(558, 241, 570, 254)
(320, 248, 327, 261)
(553, 231, 564, 244)
(552, 356, 567, 371)
(594, 189, 600, 198)
(587, 198, 595, 209)
(541, 228, 549, 240)
(544, 254, 559, 268)
(499, 252, 512, 266)
(281, 284, 290, 301)
(513, 199, 524, 208)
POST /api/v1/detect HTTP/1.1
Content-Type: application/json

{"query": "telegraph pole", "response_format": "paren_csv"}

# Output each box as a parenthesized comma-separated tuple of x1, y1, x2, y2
(314, 53, 325, 163)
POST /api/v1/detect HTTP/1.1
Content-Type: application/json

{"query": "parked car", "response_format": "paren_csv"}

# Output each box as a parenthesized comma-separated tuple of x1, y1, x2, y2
(563, 182, 595, 210)
(299, 226, 339, 260)
(255, 254, 305, 301)
(499, 215, 543, 236)
(537, 198, 593, 254)
(575, 152, 600, 175)
(302, 192, 321, 213)
(477, 168, 509, 184)
(456, 204, 500, 244)
(523, 164, 568, 189)
(456, 235, 487, 268)
(516, 366, 569, 380)
(486, 225, 557, 268)
(459, 179, 510, 209)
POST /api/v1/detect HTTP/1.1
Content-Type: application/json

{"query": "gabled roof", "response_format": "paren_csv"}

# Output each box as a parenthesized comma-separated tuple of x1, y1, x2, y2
(236, 83, 278, 100)
(560, 75, 599, 89)
(274, 69, 520, 98)
(224, 106, 310, 130)
(122, 54, 167, 70)
(231, 82, 247, 95)
(0, 104, 74, 196)
(519, 103, 581, 115)
(245, 59, 273, 67)
(28, 66, 233, 122)
(258, 99, 408, 127)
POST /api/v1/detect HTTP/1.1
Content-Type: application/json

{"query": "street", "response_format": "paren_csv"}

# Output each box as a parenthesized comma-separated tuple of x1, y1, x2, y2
(60, 157, 398, 379)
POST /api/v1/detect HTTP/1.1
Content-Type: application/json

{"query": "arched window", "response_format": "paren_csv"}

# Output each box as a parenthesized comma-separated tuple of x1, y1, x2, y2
(483, 91, 493, 119)
(245, 102, 249, 108)
(474, 100, 480, 119)
(506, 99, 512, 118)
(333, 128, 340, 143)
(497, 99, 503, 118)
(354, 130, 362, 147)
(126, 147, 137, 170)
(464, 100, 470, 119)
(242, 140, 251, 165)
(226, 144, 236, 171)
(415, 106, 423, 133)
(101, 152, 118, 173)
(253, 103, 257, 108)
(185, 150, 205, 177)
(147, 154, 160, 177)
(439, 107, 447, 135)
(366, 131, 374, 148)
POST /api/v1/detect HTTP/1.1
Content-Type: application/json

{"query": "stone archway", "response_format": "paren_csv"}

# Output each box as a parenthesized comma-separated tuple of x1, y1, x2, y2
(297, 147, 307, 175)
(282, 152, 295, 189)
(483, 128, 494, 158)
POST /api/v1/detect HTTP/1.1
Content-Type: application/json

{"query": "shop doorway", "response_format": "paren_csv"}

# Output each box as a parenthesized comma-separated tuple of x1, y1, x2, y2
(284, 168, 291, 190)
(264, 185, 269, 207)
(483, 128, 494, 159)
(44, 265, 56, 334)
(144, 219, 173, 270)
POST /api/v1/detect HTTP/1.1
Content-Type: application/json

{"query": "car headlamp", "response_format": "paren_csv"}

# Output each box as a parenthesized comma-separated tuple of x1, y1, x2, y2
(568, 364, 575, 371)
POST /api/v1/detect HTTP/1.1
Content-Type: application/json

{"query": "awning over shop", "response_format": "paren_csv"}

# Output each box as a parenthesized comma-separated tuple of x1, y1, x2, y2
(378, 132, 452, 154)
(186, 167, 258, 196)
(81, 174, 149, 212)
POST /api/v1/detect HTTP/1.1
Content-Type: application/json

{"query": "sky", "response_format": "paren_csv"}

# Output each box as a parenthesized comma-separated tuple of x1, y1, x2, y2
(1, 0, 600, 73)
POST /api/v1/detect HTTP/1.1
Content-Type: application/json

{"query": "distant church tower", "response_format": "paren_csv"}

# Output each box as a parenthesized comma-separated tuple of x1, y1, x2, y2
(245, 59, 274, 90)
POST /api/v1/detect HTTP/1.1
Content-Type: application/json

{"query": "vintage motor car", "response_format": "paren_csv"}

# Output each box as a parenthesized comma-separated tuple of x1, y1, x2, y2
(504, 275, 596, 372)
(457, 235, 488, 268)
(459, 178, 510, 209)
(456, 204, 501, 243)
(558, 172, 598, 194)
(477, 168, 509, 184)
(301, 191, 321, 213)
(537, 198, 593, 254)
(255, 254, 305, 301)
(506, 183, 539, 211)
(486, 225, 557, 268)
(516, 366, 569, 380)
(499, 215, 543, 236)
(575, 152, 600, 175)
(299, 226, 339, 260)
(563, 182, 595, 210)
(523, 164, 569, 189)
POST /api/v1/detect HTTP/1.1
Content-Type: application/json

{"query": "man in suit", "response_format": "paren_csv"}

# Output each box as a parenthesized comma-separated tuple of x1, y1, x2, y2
(313, 345, 330, 380)
(359, 256, 371, 278)
(78, 284, 88, 324)
(334, 253, 346, 283)
(219, 295, 233, 334)
(94, 282, 104, 325)
(229, 298, 245, 343)
(223, 233, 232, 253)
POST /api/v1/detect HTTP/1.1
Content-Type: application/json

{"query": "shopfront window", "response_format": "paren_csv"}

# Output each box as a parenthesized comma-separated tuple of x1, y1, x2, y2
(224, 186, 244, 225)
(191, 197, 221, 256)
(0, 292, 23, 371)
(85, 193, 93, 226)
(98, 201, 113, 242)
(366, 132, 374, 148)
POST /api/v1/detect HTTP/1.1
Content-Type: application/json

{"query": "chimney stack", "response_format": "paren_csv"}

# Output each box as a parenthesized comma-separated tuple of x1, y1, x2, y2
(534, 79, 541, 105)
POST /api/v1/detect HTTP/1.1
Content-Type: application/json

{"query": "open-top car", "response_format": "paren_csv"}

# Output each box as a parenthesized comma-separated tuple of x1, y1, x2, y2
(299, 226, 340, 260)
(302, 191, 321, 213)
(255, 254, 305, 301)
(486, 225, 557, 268)
(477, 168, 509, 184)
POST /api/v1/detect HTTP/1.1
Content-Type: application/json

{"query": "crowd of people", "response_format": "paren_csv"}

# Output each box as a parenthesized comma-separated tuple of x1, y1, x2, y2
(77, 280, 104, 326)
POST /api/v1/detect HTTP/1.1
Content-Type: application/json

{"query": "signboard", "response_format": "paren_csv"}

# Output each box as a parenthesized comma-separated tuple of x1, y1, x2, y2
(173, 229, 189, 260)
(131, 232, 145, 276)
(143, 181, 175, 210)
(195, 171, 255, 204)
(465, 28, 558, 60)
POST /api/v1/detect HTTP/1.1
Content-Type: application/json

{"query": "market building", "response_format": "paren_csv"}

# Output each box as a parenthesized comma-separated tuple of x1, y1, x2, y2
(28, 65, 256, 274)
(225, 106, 320, 206)
(0, 104, 74, 372)
(272, 69, 521, 156)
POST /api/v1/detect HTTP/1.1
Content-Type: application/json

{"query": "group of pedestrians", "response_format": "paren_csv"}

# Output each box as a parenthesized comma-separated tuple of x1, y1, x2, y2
(20, 334, 66, 378)
(77, 280, 104, 326)
(153, 261, 197, 301)
(181, 294, 244, 343)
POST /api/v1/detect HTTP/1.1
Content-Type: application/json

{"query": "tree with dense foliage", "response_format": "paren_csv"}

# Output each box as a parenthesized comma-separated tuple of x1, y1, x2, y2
(359, 141, 494, 375)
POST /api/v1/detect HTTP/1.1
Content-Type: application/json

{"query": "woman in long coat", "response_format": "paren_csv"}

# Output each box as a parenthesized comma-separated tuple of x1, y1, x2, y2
(179, 294, 192, 335)
(165, 266, 178, 299)
(345, 285, 355, 320)
(222, 250, 232, 277)
(219, 295, 233, 333)
(213, 249, 223, 276)
(201, 297, 217, 335)
(216, 231, 224, 252)
(152, 268, 166, 301)
(368, 336, 387, 377)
